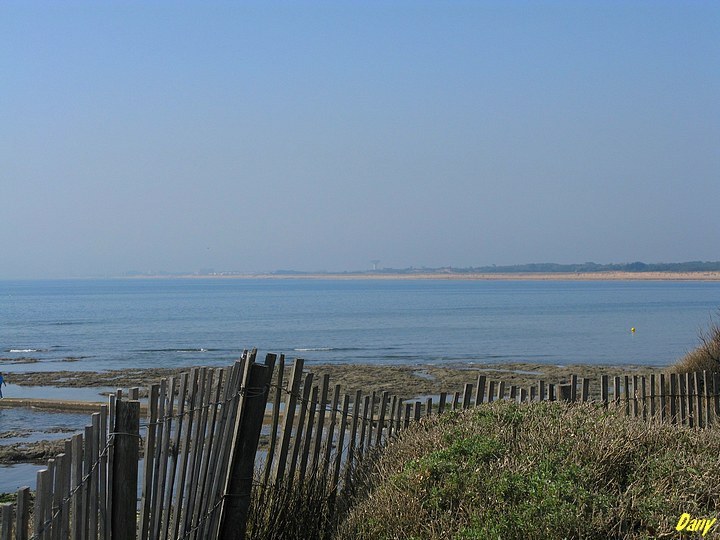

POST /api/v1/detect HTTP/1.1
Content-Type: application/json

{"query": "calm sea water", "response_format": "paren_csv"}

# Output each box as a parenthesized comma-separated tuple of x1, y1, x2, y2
(1, 278, 719, 374)
(0, 277, 718, 492)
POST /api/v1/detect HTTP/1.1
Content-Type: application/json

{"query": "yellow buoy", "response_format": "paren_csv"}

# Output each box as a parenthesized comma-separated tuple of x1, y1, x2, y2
(631, 327, 636, 333)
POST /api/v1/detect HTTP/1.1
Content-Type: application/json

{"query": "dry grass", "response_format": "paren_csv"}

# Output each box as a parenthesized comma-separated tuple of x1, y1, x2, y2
(673, 317, 720, 374)
(336, 401, 720, 540)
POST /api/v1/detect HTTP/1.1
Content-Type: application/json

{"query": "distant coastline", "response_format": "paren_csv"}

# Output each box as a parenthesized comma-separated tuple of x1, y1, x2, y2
(127, 271, 720, 281)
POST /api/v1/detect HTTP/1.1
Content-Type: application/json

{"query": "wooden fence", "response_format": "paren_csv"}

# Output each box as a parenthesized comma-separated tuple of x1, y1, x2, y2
(1, 351, 719, 539)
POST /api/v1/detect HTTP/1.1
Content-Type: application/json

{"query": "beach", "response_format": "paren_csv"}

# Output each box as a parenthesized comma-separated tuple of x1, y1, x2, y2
(135, 271, 720, 281)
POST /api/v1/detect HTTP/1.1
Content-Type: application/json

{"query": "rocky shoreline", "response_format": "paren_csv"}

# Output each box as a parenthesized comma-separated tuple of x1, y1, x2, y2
(0, 362, 668, 466)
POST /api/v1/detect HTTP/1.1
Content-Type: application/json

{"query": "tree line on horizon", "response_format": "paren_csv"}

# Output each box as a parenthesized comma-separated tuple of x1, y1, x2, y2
(273, 261, 720, 275)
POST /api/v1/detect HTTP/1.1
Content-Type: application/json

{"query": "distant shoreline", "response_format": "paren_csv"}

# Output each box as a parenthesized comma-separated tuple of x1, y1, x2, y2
(127, 271, 720, 282)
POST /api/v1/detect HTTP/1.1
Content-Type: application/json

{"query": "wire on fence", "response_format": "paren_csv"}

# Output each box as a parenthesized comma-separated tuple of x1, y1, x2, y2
(30, 435, 115, 540)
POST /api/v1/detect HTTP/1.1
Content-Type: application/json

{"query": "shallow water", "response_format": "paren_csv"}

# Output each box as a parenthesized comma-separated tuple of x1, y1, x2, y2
(0, 463, 43, 492)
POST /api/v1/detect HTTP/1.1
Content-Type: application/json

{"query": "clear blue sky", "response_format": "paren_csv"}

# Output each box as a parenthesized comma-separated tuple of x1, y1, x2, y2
(2, 1, 718, 278)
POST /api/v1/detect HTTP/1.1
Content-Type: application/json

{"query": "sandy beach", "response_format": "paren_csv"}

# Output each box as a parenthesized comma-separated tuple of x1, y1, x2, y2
(150, 271, 720, 281)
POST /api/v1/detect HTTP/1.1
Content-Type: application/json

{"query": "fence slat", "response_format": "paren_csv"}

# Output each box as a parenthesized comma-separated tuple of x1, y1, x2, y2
(374, 391, 389, 447)
(16, 486, 30, 540)
(686, 373, 695, 428)
(497, 381, 506, 402)
(704, 371, 712, 427)
(154, 376, 177, 540)
(51, 454, 64, 540)
(641, 376, 647, 421)
(678, 373, 687, 425)
(138, 383, 160, 540)
(58, 451, 71, 540)
(387, 396, 397, 438)
(170, 368, 200, 540)
(70, 434, 83, 540)
(298, 385, 319, 484)
(218, 359, 274, 540)
(475, 375, 486, 406)
(600, 375, 609, 408)
(631, 376, 638, 417)
(160, 372, 189, 540)
(184, 369, 215, 537)
(105, 394, 115, 540)
(1, 503, 12, 540)
(650, 374, 657, 418)
(438, 392, 447, 413)
(581, 378, 590, 402)
(660, 373, 667, 422)
(263, 354, 285, 485)
(34, 468, 47, 540)
(344, 389, 362, 489)
(332, 394, 351, 494)
(451, 391, 460, 410)
(394, 397, 402, 433)
(462, 383, 473, 409)
(111, 400, 140, 540)
(150, 377, 172, 540)
(695, 371, 704, 429)
(310, 375, 330, 472)
(192, 370, 227, 540)
(323, 384, 342, 480)
(358, 395, 371, 455)
(206, 359, 247, 540)
(365, 391, 376, 453)
(287, 372, 314, 489)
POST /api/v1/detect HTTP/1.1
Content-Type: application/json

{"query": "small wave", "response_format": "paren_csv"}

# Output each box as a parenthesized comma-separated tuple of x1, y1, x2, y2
(8, 349, 44, 353)
(293, 347, 368, 352)
(137, 348, 214, 353)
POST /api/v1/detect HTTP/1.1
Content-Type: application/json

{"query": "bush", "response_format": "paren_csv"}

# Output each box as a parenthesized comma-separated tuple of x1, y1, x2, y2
(674, 317, 720, 373)
(336, 401, 720, 540)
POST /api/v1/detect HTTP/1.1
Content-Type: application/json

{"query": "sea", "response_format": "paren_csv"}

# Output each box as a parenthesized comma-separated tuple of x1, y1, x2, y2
(1, 277, 719, 373)
(1, 277, 719, 492)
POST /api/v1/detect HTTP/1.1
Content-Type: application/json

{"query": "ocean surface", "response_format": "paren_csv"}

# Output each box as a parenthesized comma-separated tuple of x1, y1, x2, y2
(2, 278, 719, 374)
(1, 277, 719, 492)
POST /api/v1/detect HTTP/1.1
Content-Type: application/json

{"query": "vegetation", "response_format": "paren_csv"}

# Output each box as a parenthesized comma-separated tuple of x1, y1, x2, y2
(246, 469, 347, 540)
(273, 260, 720, 276)
(336, 401, 720, 540)
(673, 316, 720, 374)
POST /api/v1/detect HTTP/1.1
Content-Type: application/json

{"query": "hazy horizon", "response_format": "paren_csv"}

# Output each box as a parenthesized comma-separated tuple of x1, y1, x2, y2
(2, 2, 718, 280)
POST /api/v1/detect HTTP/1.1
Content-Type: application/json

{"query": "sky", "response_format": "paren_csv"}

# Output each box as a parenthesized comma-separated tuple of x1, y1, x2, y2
(1, 1, 719, 278)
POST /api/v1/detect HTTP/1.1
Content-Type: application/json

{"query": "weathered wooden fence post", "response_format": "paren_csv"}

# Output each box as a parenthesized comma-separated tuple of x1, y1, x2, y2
(218, 356, 275, 540)
(16, 486, 30, 540)
(111, 399, 140, 540)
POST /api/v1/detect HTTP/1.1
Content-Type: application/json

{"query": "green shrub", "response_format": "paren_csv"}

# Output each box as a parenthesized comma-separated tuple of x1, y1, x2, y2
(336, 401, 720, 540)
(674, 316, 720, 373)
